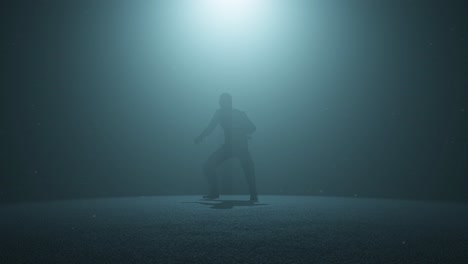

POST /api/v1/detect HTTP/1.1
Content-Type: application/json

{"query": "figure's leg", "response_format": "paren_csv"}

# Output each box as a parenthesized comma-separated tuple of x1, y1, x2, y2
(239, 150, 258, 201)
(203, 147, 229, 198)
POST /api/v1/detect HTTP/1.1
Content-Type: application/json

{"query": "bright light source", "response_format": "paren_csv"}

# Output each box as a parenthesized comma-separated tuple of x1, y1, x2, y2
(163, 0, 305, 77)
(202, 0, 257, 22)
(195, 0, 266, 34)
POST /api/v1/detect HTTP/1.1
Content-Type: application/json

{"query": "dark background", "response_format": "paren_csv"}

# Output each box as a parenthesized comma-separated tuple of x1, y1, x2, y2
(1, 0, 467, 203)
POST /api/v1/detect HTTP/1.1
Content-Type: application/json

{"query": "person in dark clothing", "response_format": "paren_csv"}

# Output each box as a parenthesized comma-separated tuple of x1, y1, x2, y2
(195, 93, 258, 201)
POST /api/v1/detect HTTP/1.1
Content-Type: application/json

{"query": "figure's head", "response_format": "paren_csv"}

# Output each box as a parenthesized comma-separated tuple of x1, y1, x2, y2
(219, 93, 232, 109)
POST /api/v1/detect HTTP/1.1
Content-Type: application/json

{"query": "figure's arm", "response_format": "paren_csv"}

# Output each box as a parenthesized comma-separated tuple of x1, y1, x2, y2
(194, 110, 219, 144)
(242, 112, 256, 135)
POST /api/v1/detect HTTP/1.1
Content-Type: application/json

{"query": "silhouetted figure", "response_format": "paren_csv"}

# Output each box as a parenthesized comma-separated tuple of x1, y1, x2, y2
(195, 93, 258, 201)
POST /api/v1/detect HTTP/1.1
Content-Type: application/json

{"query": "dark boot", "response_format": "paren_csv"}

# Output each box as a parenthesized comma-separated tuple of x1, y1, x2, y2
(202, 194, 219, 200)
(249, 194, 258, 202)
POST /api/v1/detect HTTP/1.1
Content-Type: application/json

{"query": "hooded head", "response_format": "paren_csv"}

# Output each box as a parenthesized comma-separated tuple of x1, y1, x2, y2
(219, 93, 232, 109)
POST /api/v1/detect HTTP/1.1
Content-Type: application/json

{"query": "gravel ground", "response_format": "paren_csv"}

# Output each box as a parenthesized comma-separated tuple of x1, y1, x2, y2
(1, 195, 467, 264)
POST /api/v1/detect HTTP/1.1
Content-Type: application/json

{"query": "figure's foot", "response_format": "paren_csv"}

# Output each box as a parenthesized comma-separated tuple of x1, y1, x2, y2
(249, 195, 258, 202)
(202, 194, 219, 200)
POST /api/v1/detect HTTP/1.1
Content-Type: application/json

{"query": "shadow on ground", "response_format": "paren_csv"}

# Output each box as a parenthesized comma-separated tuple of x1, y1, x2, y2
(184, 199, 269, 209)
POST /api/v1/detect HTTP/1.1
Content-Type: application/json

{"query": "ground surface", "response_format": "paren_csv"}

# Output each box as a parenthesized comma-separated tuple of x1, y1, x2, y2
(1, 195, 467, 264)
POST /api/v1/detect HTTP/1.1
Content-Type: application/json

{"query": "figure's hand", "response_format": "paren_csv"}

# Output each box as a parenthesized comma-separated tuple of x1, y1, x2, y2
(194, 136, 203, 144)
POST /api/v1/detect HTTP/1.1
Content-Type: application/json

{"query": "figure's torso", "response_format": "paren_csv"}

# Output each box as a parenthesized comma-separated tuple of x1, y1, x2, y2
(218, 108, 249, 148)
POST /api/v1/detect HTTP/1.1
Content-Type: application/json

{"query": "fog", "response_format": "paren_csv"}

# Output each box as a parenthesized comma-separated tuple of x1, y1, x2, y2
(1, 0, 467, 202)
